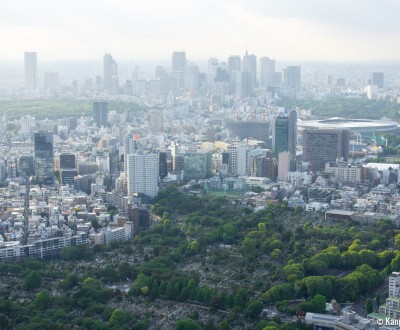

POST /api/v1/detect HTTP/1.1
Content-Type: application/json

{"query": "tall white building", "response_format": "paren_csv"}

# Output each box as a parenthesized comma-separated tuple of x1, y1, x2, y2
(127, 152, 159, 198)
(278, 151, 291, 182)
(260, 57, 275, 89)
(227, 144, 248, 176)
(24, 52, 38, 91)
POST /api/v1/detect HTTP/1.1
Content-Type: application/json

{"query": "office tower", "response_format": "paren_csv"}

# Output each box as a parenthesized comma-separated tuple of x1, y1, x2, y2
(19, 155, 35, 177)
(302, 129, 350, 171)
(288, 110, 298, 158)
(151, 109, 164, 133)
(273, 116, 288, 156)
(159, 152, 168, 179)
(258, 155, 278, 181)
(228, 55, 241, 95)
(171, 51, 186, 91)
(260, 57, 275, 89)
(103, 53, 119, 94)
(59, 153, 76, 169)
(273, 111, 297, 157)
(242, 51, 257, 89)
(208, 57, 219, 90)
(0, 158, 5, 183)
(183, 150, 212, 180)
(283, 66, 301, 91)
(227, 121, 271, 146)
(34, 131, 54, 185)
(372, 72, 384, 89)
(92, 101, 108, 128)
(240, 71, 253, 98)
(278, 151, 291, 181)
(127, 152, 159, 198)
(185, 63, 200, 93)
(228, 55, 241, 73)
(24, 52, 38, 91)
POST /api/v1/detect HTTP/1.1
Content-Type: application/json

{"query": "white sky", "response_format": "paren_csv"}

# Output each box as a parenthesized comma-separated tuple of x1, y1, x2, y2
(1, 0, 399, 62)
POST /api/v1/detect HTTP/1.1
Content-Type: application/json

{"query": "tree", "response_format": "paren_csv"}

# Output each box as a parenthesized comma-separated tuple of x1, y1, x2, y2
(109, 309, 126, 327)
(309, 294, 326, 314)
(150, 280, 160, 299)
(395, 234, 400, 248)
(91, 218, 101, 232)
(23, 271, 42, 291)
(35, 290, 51, 310)
(174, 318, 201, 330)
(245, 300, 263, 319)
(365, 298, 373, 314)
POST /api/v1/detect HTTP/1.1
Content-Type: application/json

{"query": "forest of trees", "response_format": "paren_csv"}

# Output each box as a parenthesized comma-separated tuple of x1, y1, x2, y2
(0, 187, 399, 329)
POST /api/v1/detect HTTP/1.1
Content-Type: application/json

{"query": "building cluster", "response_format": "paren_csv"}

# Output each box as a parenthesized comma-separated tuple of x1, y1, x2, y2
(0, 51, 399, 260)
(16, 51, 395, 103)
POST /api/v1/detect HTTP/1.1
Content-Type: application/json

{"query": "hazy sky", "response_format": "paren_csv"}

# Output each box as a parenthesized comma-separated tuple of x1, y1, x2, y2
(1, 0, 399, 62)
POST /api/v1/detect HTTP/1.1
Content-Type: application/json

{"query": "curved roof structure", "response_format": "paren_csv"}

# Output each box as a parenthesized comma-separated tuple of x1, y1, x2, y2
(298, 118, 398, 133)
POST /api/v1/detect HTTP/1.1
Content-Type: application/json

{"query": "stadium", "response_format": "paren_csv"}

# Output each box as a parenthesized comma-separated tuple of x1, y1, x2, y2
(298, 118, 398, 134)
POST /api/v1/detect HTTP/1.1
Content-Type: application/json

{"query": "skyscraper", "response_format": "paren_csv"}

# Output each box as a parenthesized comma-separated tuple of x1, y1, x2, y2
(103, 53, 119, 94)
(283, 66, 301, 91)
(228, 55, 241, 95)
(127, 152, 159, 198)
(273, 111, 297, 157)
(171, 51, 186, 91)
(24, 52, 38, 91)
(92, 101, 108, 128)
(372, 72, 384, 89)
(228, 55, 241, 73)
(242, 51, 257, 90)
(302, 129, 350, 171)
(34, 131, 54, 185)
(288, 110, 298, 158)
(260, 57, 275, 89)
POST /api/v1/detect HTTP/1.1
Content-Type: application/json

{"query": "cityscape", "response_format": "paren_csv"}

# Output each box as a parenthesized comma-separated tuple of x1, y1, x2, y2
(2, 1, 400, 329)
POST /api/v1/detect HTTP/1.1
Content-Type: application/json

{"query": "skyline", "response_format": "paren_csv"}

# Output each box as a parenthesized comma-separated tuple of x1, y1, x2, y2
(1, 0, 400, 62)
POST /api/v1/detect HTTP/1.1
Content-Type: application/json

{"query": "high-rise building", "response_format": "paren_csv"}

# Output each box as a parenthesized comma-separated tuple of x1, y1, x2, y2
(302, 129, 350, 171)
(278, 151, 292, 181)
(92, 101, 108, 128)
(260, 57, 275, 89)
(228, 55, 241, 72)
(208, 57, 219, 90)
(159, 152, 168, 179)
(34, 131, 54, 185)
(127, 152, 159, 198)
(171, 51, 186, 91)
(19, 155, 35, 177)
(242, 51, 257, 89)
(24, 52, 38, 91)
(172, 51, 186, 72)
(240, 71, 253, 98)
(258, 155, 278, 181)
(372, 72, 384, 89)
(103, 53, 119, 94)
(273, 116, 288, 156)
(227, 121, 271, 146)
(288, 110, 298, 158)
(59, 153, 76, 169)
(183, 150, 212, 180)
(273, 111, 297, 157)
(228, 55, 241, 95)
(283, 66, 301, 91)
(185, 63, 200, 93)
